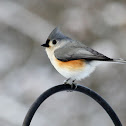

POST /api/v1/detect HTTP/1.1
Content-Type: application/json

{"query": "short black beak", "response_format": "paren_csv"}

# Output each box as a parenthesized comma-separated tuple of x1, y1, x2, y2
(41, 39, 50, 47)
(41, 43, 49, 47)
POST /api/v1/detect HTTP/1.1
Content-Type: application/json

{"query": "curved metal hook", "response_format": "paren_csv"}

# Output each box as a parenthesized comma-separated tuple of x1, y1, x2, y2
(22, 84, 122, 126)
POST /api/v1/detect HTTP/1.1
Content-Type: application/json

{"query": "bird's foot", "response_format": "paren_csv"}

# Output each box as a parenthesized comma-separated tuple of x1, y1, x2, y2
(64, 79, 77, 91)
(71, 80, 77, 90)
(64, 78, 71, 85)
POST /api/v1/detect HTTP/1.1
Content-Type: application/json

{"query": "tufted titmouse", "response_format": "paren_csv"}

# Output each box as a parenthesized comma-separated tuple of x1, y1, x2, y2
(41, 27, 126, 86)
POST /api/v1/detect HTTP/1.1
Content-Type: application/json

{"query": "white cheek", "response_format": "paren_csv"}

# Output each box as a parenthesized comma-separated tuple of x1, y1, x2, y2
(49, 42, 53, 47)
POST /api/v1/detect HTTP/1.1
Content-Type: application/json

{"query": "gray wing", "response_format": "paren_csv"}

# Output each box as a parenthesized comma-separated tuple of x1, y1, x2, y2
(54, 42, 112, 62)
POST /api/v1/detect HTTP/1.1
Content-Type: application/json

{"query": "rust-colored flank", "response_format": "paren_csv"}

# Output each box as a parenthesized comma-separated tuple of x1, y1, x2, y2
(56, 59, 86, 71)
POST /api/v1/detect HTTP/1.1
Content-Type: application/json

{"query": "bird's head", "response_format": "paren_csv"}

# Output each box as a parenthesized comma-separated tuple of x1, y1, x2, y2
(41, 27, 72, 50)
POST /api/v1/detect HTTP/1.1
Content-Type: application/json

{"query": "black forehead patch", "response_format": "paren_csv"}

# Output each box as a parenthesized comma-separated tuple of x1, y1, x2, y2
(46, 39, 50, 44)
(46, 39, 50, 46)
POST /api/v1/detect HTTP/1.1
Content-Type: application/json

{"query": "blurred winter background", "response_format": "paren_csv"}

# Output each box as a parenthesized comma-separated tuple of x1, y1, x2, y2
(0, 0, 126, 126)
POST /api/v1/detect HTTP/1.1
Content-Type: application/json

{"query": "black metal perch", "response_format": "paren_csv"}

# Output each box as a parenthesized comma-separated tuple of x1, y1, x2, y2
(22, 84, 122, 126)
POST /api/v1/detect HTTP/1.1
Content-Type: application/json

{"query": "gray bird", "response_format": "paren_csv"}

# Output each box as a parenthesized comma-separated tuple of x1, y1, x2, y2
(42, 27, 126, 86)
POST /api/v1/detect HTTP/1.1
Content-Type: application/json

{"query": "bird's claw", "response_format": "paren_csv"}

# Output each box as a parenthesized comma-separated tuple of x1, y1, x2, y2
(71, 83, 77, 90)
(64, 79, 77, 91)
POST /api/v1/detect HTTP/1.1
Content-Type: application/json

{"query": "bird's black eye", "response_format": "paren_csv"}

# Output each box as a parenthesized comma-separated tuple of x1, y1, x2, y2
(52, 40, 57, 45)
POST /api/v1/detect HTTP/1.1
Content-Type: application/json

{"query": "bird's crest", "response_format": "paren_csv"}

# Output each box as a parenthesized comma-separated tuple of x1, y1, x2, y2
(48, 27, 70, 40)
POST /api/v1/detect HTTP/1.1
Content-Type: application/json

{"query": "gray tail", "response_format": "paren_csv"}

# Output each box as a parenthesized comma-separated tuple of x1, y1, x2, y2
(112, 58, 126, 64)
